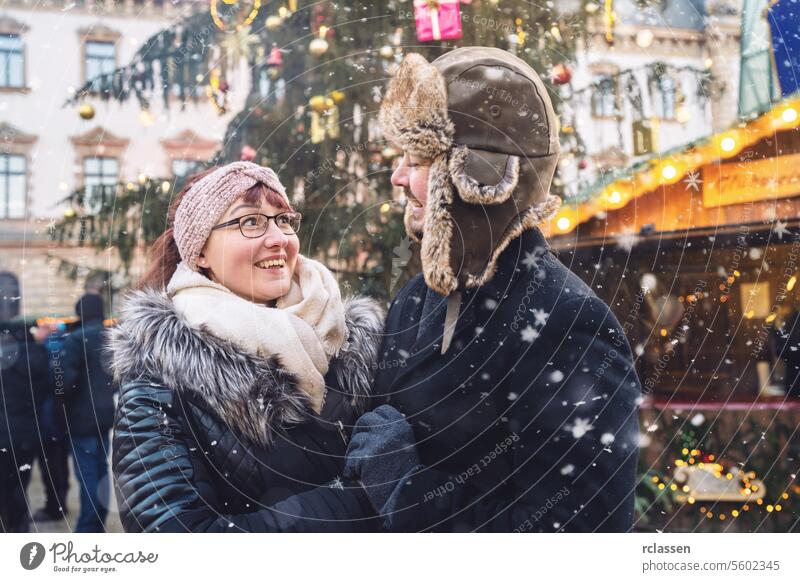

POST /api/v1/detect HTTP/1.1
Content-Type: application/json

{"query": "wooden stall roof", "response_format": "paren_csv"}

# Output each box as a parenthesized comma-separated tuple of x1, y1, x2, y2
(545, 96, 800, 238)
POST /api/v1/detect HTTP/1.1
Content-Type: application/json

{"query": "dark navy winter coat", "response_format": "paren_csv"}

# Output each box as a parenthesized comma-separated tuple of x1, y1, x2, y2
(372, 227, 642, 532)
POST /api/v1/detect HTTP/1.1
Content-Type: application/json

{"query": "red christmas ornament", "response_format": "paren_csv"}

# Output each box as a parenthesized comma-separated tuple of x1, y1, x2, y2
(218, 80, 230, 93)
(578, 158, 588, 170)
(551, 63, 572, 86)
(267, 46, 283, 68)
(240, 145, 257, 161)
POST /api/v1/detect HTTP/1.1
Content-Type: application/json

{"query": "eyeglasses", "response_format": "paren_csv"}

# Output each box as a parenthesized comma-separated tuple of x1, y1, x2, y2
(211, 211, 302, 238)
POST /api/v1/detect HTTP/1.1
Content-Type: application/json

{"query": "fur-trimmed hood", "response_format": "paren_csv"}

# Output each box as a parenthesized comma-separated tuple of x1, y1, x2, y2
(108, 288, 385, 448)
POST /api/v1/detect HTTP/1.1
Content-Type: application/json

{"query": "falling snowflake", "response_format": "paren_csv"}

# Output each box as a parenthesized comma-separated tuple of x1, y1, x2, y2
(532, 308, 550, 326)
(560, 464, 575, 476)
(566, 417, 594, 439)
(507, 392, 518, 401)
(329, 476, 344, 490)
(683, 171, 702, 191)
(615, 231, 639, 251)
(550, 369, 564, 383)
(690, 413, 705, 426)
(18, 464, 32, 472)
(521, 325, 540, 343)
(484, 298, 498, 310)
(522, 248, 545, 271)
(600, 433, 615, 445)
(773, 219, 790, 240)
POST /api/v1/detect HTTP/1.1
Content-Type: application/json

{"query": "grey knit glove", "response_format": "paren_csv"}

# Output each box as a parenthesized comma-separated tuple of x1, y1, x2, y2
(344, 405, 421, 512)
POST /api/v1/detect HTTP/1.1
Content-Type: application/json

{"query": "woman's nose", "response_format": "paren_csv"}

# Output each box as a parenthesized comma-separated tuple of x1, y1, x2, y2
(262, 222, 289, 247)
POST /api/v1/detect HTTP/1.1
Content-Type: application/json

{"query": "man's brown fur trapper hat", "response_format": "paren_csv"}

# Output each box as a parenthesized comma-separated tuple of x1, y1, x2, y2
(380, 46, 562, 296)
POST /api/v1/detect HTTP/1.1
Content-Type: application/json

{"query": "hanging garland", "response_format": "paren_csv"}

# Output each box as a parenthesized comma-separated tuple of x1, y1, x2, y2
(211, 0, 262, 31)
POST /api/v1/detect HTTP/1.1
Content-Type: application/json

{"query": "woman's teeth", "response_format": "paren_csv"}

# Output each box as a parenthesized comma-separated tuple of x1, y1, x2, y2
(255, 259, 286, 269)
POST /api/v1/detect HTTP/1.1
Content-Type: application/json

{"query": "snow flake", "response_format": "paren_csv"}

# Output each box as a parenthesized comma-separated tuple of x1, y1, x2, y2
(521, 325, 540, 343)
(329, 476, 344, 490)
(690, 413, 705, 426)
(532, 308, 550, 326)
(484, 298, 498, 310)
(566, 417, 594, 439)
(550, 369, 564, 383)
(522, 248, 545, 271)
(507, 392, 518, 401)
(19, 464, 32, 472)
(616, 231, 640, 251)
(560, 464, 575, 476)
(600, 433, 615, 445)
(773, 219, 790, 240)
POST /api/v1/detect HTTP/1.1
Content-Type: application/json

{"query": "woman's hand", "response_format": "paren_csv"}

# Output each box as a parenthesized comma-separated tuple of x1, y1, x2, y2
(344, 405, 422, 512)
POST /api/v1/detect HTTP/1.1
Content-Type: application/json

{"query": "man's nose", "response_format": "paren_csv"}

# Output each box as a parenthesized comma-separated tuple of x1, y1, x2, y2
(391, 164, 408, 188)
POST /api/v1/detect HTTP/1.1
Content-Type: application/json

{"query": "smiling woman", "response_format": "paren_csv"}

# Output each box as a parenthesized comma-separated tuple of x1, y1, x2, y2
(109, 161, 386, 533)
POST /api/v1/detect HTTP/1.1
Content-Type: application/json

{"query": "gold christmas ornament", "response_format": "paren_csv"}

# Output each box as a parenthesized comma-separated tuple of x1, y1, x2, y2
(78, 103, 95, 120)
(329, 90, 345, 104)
(309, 95, 335, 113)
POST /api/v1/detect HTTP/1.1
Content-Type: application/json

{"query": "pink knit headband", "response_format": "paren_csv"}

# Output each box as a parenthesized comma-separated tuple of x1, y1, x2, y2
(173, 161, 291, 271)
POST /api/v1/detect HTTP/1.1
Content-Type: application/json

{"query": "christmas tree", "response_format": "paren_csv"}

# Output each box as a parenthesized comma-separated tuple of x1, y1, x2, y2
(57, 1, 588, 300)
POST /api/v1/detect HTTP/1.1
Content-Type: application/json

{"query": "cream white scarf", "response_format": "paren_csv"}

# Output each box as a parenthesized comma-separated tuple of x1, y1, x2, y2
(166, 256, 347, 413)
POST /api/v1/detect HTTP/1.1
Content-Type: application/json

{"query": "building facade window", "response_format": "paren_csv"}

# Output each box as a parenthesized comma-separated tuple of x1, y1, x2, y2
(0, 154, 26, 219)
(83, 156, 119, 195)
(84, 40, 116, 91)
(0, 34, 24, 89)
(591, 75, 618, 117)
(82, 156, 118, 213)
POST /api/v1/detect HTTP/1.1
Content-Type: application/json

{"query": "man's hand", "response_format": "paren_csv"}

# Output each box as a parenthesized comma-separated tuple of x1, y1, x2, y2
(344, 405, 422, 511)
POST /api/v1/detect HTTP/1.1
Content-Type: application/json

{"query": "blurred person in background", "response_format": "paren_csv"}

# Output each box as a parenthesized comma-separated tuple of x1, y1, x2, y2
(0, 320, 49, 532)
(31, 321, 71, 523)
(58, 293, 116, 532)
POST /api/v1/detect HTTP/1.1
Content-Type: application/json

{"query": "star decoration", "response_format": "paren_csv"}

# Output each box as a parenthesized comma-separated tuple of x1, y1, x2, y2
(683, 170, 702, 191)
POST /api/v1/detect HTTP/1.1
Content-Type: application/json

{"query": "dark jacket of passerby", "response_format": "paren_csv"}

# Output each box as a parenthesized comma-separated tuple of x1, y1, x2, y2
(0, 321, 49, 450)
(58, 295, 116, 437)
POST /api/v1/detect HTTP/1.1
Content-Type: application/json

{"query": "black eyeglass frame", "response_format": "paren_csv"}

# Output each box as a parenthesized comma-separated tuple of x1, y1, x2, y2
(210, 211, 302, 237)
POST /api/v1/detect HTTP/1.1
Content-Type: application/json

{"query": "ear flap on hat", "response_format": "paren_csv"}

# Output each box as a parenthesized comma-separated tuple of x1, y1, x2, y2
(448, 146, 520, 205)
(420, 154, 459, 296)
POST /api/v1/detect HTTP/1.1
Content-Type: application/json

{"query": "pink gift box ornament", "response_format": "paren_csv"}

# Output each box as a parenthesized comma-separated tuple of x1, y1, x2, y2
(414, 0, 463, 42)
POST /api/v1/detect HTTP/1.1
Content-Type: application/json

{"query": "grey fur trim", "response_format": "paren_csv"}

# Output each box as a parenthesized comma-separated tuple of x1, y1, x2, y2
(108, 288, 384, 448)
(379, 53, 454, 159)
(449, 146, 520, 205)
(330, 296, 386, 415)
